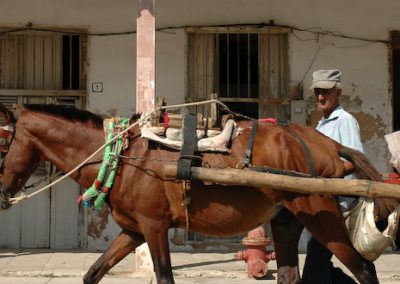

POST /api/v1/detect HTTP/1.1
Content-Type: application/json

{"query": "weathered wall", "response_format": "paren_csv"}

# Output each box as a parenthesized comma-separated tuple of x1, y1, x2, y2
(1, 0, 399, 250)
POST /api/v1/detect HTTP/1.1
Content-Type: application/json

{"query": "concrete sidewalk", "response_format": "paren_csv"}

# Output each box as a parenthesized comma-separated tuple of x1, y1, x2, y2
(0, 249, 400, 283)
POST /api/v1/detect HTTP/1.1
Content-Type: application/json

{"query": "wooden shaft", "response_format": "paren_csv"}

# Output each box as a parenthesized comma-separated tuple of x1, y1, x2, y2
(163, 164, 400, 199)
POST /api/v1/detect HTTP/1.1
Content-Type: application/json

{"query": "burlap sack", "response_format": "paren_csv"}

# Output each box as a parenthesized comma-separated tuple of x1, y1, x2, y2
(344, 197, 400, 262)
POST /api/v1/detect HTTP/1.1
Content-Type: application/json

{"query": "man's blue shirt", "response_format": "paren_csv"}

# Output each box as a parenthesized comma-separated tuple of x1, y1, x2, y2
(316, 105, 364, 154)
(316, 105, 364, 210)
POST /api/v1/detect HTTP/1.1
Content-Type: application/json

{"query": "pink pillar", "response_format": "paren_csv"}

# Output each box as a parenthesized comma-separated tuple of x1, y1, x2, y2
(135, 0, 155, 273)
(136, 0, 155, 113)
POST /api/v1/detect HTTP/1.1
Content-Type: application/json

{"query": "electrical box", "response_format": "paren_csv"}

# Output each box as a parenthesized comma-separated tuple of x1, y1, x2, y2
(290, 100, 307, 125)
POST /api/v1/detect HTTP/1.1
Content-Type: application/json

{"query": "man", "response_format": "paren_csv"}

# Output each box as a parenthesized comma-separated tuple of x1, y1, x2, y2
(302, 69, 363, 284)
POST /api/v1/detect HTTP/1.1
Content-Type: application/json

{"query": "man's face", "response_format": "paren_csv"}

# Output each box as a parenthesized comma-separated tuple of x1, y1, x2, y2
(314, 87, 341, 115)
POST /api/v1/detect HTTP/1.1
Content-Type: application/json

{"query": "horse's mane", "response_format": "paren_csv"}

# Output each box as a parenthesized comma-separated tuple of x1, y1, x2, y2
(23, 104, 105, 128)
(23, 103, 143, 130)
(130, 113, 141, 122)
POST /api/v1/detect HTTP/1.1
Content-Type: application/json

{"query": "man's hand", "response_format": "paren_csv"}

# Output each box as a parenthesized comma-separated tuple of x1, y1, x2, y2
(343, 160, 355, 176)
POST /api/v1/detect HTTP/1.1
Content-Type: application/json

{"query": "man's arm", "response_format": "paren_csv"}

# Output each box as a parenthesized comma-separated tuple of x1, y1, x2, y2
(338, 115, 364, 176)
(339, 116, 364, 153)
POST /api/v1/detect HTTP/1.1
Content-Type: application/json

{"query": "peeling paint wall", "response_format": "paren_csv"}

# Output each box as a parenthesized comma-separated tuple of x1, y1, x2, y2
(303, 42, 392, 173)
(1, 0, 399, 249)
(306, 91, 391, 173)
(86, 209, 121, 250)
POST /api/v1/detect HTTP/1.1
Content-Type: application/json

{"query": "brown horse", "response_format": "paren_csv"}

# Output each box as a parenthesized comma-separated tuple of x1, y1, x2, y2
(0, 103, 394, 284)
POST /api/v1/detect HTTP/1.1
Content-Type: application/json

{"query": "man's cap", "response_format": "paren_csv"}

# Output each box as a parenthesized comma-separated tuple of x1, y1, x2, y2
(309, 69, 341, 90)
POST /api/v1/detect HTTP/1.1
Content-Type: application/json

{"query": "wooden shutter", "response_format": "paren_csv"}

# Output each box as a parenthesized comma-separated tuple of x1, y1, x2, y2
(0, 32, 63, 89)
(187, 32, 215, 114)
(259, 33, 290, 120)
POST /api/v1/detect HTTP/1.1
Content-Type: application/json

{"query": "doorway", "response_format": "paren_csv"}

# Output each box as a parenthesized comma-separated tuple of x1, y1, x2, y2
(392, 32, 400, 131)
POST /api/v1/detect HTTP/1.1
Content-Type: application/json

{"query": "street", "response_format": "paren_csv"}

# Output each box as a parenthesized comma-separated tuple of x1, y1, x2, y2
(0, 249, 400, 283)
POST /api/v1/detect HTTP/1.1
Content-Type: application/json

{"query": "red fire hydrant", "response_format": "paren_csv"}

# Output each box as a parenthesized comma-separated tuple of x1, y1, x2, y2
(235, 226, 275, 278)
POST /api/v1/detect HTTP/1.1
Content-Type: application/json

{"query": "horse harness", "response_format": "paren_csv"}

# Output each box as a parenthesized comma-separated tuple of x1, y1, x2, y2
(175, 115, 317, 180)
(0, 105, 23, 161)
(243, 119, 317, 178)
(0, 123, 15, 163)
(0, 121, 15, 203)
(174, 115, 317, 237)
(79, 117, 130, 209)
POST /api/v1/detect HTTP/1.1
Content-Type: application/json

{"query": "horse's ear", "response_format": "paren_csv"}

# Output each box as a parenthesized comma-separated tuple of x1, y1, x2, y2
(11, 104, 21, 110)
(11, 104, 23, 121)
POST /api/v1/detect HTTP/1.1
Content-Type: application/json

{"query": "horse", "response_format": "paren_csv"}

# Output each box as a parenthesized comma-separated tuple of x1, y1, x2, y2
(0, 102, 395, 284)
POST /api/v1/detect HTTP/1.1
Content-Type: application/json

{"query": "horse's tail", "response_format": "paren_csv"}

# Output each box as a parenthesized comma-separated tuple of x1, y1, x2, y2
(339, 146, 383, 182)
(340, 146, 400, 238)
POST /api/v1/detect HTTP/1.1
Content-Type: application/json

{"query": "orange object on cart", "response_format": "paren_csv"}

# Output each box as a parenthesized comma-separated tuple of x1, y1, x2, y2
(384, 173, 400, 184)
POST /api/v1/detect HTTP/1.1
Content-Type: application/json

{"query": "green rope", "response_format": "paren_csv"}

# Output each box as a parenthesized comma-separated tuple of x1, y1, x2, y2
(82, 117, 129, 209)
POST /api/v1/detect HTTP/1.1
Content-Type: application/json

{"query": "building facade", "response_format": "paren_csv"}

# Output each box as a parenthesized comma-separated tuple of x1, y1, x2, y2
(0, 0, 399, 251)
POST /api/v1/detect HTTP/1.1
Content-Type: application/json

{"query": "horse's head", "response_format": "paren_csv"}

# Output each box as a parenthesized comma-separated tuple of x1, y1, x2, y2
(0, 104, 40, 210)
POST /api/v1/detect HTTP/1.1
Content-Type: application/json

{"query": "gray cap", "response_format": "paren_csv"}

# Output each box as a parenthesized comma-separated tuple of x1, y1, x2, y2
(309, 69, 342, 90)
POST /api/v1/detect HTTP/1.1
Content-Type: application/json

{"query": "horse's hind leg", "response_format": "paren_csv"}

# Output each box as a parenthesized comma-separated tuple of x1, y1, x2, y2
(285, 196, 379, 284)
(270, 208, 304, 284)
(83, 230, 145, 284)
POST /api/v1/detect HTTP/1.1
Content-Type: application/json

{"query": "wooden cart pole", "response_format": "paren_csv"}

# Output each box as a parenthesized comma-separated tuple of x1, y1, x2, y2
(164, 164, 400, 199)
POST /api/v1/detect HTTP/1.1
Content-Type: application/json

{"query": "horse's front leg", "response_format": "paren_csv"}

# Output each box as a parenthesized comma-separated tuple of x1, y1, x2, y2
(83, 230, 145, 284)
(270, 208, 304, 284)
(144, 226, 174, 284)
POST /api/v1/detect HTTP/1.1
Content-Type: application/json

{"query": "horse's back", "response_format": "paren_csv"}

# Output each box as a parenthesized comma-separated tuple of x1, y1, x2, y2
(232, 122, 346, 178)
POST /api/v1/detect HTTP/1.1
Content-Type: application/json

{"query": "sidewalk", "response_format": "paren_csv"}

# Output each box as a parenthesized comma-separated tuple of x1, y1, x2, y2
(0, 249, 400, 283)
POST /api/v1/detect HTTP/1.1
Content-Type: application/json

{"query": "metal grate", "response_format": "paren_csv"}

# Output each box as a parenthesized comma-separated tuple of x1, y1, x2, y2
(217, 33, 259, 99)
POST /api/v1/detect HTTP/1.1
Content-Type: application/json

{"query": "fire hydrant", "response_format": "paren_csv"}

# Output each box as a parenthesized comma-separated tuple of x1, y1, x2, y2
(235, 226, 275, 278)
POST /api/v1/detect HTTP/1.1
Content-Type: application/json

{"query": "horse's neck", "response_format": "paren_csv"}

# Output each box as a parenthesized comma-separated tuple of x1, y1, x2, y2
(32, 119, 104, 187)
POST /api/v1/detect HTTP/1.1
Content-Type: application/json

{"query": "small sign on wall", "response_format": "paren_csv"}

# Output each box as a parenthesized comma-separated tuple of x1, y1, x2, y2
(92, 82, 103, 93)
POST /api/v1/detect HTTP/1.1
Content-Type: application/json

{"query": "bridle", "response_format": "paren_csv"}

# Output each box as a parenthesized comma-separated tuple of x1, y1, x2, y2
(0, 123, 15, 158)
(0, 122, 16, 205)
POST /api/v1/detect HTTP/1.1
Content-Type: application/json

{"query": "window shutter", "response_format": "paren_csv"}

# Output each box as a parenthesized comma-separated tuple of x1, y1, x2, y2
(259, 33, 289, 120)
(187, 33, 215, 114)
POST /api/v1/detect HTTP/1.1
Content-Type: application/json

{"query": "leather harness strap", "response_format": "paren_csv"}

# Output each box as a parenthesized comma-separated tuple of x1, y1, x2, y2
(243, 119, 258, 167)
(281, 124, 317, 177)
(243, 119, 317, 177)
(177, 113, 198, 180)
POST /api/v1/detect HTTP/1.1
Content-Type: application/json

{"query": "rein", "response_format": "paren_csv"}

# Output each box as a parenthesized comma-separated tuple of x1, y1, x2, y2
(5, 99, 229, 205)
(6, 117, 143, 205)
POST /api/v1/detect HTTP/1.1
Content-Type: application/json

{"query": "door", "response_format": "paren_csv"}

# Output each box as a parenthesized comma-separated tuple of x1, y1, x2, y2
(392, 31, 400, 133)
(0, 28, 87, 248)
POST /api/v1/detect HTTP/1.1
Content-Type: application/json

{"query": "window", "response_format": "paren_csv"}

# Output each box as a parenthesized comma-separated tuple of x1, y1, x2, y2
(0, 30, 86, 91)
(217, 33, 259, 118)
(0, 28, 87, 175)
(187, 27, 289, 120)
(186, 27, 289, 244)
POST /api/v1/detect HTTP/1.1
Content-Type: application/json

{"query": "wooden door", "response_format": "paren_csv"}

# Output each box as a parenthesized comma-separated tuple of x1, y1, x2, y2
(0, 29, 87, 248)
